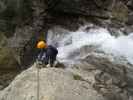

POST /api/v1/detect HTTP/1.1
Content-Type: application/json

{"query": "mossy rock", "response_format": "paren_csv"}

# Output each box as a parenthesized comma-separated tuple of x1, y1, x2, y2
(73, 74, 84, 81)
(0, 33, 7, 48)
(112, 2, 129, 23)
(0, 47, 19, 70)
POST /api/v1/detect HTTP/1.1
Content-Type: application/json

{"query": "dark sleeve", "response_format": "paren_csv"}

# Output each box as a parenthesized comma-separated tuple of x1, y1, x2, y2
(47, 45, 58, 55)
(52, 46, 58, 54)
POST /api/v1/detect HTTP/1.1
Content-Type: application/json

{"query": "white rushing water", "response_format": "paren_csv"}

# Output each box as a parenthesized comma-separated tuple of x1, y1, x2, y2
(47, 25, 133, 64)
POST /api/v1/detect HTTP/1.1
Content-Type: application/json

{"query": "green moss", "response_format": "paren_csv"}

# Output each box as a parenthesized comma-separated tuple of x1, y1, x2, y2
(0, 48, 11, 63)
(0, 47, 19, 69)
(73, 74, 83, 81)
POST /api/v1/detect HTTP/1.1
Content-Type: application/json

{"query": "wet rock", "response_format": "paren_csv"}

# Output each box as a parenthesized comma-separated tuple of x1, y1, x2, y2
(126, 12, 133, 25)
(127, 0, 133, 10)
(108, 27, 124, 37)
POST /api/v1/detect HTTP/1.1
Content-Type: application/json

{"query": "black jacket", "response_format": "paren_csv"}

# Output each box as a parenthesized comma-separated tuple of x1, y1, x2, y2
(46, 45, 58, 57)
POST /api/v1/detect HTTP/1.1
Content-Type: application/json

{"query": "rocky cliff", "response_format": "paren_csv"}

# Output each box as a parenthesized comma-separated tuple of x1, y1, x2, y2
(0, 0, 133, 100)
(0, 48, 132, 100)
(1, 0, 133, 70)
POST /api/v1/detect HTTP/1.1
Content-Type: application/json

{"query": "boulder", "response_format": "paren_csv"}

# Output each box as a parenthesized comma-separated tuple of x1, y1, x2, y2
(0, 66, 104, 100)
(0, 50, 132, 100)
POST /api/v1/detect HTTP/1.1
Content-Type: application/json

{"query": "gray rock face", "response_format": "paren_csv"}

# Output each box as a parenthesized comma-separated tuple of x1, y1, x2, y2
(8, 26, 35, 68)
(68, 53, 131, 100)
(0, 47, 19, 70)
(126, 12, 133, 25)
(0, 0, 32, 35)
(0, 0, 132, 36)
(80, 53, 129, 100)
(1, 0, 133, 99)
(0, 66, 104, 100)
(127, 0, 133, 10)
(0, 0, 133, 72)
(48, 0, 112, 18)
(44, 0, 133, 35)
(46, 26, 133, 100)
(0, 50, 133, 100)
(48, 0, 128, 22)
(0, 33, 19, 69)
(0, 33, 20, 90)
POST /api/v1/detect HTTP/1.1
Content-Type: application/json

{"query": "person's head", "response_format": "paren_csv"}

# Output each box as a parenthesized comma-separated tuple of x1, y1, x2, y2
(36, 40, 47, 49)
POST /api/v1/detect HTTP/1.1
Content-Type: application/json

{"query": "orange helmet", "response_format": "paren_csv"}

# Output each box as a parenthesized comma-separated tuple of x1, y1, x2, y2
(37, 40, 47, 49)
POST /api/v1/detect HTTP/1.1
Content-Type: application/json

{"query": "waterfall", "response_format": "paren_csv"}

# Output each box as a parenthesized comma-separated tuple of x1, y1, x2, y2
(47, 25, 133, 64)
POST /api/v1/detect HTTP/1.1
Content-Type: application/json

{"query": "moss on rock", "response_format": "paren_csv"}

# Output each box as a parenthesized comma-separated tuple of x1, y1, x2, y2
(0, 33, 7, 48)
(0, 47, 19, 70)
(111, 2, 129, 23)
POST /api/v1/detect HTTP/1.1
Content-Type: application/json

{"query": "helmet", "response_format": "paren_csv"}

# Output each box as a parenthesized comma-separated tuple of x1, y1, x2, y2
(37, 41, 47, 49)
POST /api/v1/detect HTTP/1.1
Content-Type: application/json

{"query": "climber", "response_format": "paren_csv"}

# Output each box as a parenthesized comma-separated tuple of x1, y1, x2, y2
(36, 40, 58, 67)
(37, 40, 47, 63)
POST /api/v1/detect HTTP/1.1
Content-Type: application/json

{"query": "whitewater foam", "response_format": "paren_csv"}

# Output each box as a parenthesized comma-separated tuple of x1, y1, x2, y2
(48, 26, 133, 64)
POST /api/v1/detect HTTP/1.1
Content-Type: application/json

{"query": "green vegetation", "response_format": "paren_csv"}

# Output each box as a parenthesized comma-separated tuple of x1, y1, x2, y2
(73, 74, 83, 81)
(0, 47, 19, 69)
